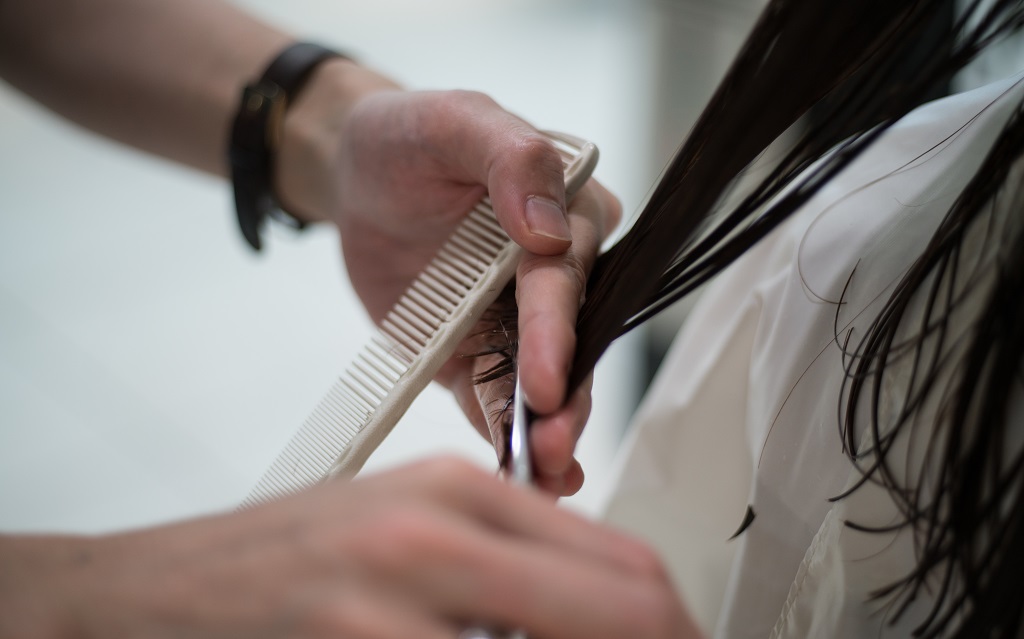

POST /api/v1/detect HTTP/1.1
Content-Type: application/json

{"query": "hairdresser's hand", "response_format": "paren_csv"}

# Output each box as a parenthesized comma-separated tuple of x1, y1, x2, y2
(276, 61, 621, 495)
(0, 458, 700, 639)
(461, 183, 615, 495)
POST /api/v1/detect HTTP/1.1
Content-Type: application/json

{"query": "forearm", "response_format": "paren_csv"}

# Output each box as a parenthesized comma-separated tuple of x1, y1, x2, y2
(0, 0, 290, 176)
(0, 534, 87, 639)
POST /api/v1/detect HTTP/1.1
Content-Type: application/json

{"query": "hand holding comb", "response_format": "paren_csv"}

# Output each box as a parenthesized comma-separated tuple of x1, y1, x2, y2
(241, 131, 598, 508)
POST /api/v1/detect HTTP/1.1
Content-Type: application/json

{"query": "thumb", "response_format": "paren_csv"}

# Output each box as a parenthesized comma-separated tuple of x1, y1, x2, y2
(421, 91, 571, 254)
(485, 126, 572, 255)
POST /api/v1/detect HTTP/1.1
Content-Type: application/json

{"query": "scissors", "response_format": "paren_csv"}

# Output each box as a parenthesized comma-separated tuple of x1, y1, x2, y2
(461, 372, 532, 639)
(508, 373, 534, 487)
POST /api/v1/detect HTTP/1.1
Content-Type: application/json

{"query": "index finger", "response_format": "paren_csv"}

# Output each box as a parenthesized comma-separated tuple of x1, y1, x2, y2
(362, 457, 661, 576)
(515, 182, 620, 414)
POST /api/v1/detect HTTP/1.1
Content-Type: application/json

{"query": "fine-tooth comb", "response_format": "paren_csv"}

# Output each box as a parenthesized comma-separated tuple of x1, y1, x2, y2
(240, 131, 598, 508)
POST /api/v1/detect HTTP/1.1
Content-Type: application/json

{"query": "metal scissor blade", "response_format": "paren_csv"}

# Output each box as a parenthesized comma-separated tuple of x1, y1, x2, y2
(509, 374, 533, 487)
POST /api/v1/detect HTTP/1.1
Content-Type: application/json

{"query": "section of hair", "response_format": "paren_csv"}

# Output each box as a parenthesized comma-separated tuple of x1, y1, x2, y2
(464, 282, 518, 468)
(569, 0, 1024, 393)
(469, 3, 1024, 633)
(559, 1, 1024, 636)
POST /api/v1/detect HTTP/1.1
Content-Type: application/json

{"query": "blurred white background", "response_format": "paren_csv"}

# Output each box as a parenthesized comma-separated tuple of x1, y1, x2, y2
(0, 0, 765, 533)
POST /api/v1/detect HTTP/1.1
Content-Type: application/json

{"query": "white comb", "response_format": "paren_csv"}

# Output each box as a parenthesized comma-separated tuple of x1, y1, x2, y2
(241, 132, 598, 507)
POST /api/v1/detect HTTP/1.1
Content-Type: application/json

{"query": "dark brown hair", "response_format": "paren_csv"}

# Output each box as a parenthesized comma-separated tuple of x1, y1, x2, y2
(559, 1, 1024, 637)
(478, 1, 1024, 635)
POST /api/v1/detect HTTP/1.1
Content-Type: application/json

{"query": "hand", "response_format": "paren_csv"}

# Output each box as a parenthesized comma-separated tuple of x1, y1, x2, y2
(0, 458, 700, 638)
(462, 183, 614, 495)
(276, 60, 621, 495)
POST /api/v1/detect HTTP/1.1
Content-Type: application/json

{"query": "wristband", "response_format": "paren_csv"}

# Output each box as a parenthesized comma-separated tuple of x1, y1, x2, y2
(229, 42, 346, 251)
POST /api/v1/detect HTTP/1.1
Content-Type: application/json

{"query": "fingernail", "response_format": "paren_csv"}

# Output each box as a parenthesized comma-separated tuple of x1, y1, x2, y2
(525, 196, 571, 242)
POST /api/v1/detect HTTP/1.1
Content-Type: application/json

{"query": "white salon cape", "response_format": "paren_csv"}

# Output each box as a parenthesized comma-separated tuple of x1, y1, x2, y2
(601, 73, 1024, 638)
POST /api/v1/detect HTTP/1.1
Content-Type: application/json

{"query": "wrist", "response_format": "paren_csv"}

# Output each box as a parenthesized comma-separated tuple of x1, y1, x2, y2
(275, 58, 401, 225)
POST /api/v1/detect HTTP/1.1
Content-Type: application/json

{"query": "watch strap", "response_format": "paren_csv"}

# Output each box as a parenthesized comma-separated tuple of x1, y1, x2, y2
(229, 42, 346, 250)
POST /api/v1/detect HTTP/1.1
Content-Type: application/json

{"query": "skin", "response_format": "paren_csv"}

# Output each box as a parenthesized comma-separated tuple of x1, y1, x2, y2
(278, 73, 622, 493)
(0, 0, 699, 636)
(0, 459, 698, 638)
(0, 0, 616, 490)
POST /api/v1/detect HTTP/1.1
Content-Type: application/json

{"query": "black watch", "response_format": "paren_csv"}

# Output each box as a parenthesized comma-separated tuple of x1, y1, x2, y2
(228, 42, 346, 251)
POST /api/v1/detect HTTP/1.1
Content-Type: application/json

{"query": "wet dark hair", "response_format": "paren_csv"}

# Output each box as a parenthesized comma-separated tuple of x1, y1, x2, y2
(476, 0, 1024, 635)
(569, 0, 1024, 391)
(833, 100, 1024, 637)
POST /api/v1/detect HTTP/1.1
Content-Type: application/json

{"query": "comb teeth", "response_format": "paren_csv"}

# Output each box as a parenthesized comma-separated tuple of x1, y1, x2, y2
(240, 132, 598, 508)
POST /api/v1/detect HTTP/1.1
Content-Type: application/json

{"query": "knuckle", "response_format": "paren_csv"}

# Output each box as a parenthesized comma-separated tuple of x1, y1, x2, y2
(562, 251, 590, 306)
(515, 133, 557, 162)
(433, 89, 501, 126)
(513, 135, 564, 180)
(517, 248, 588, 302)
(355, 508, 445, 572)
(449, 88, 499, 110)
